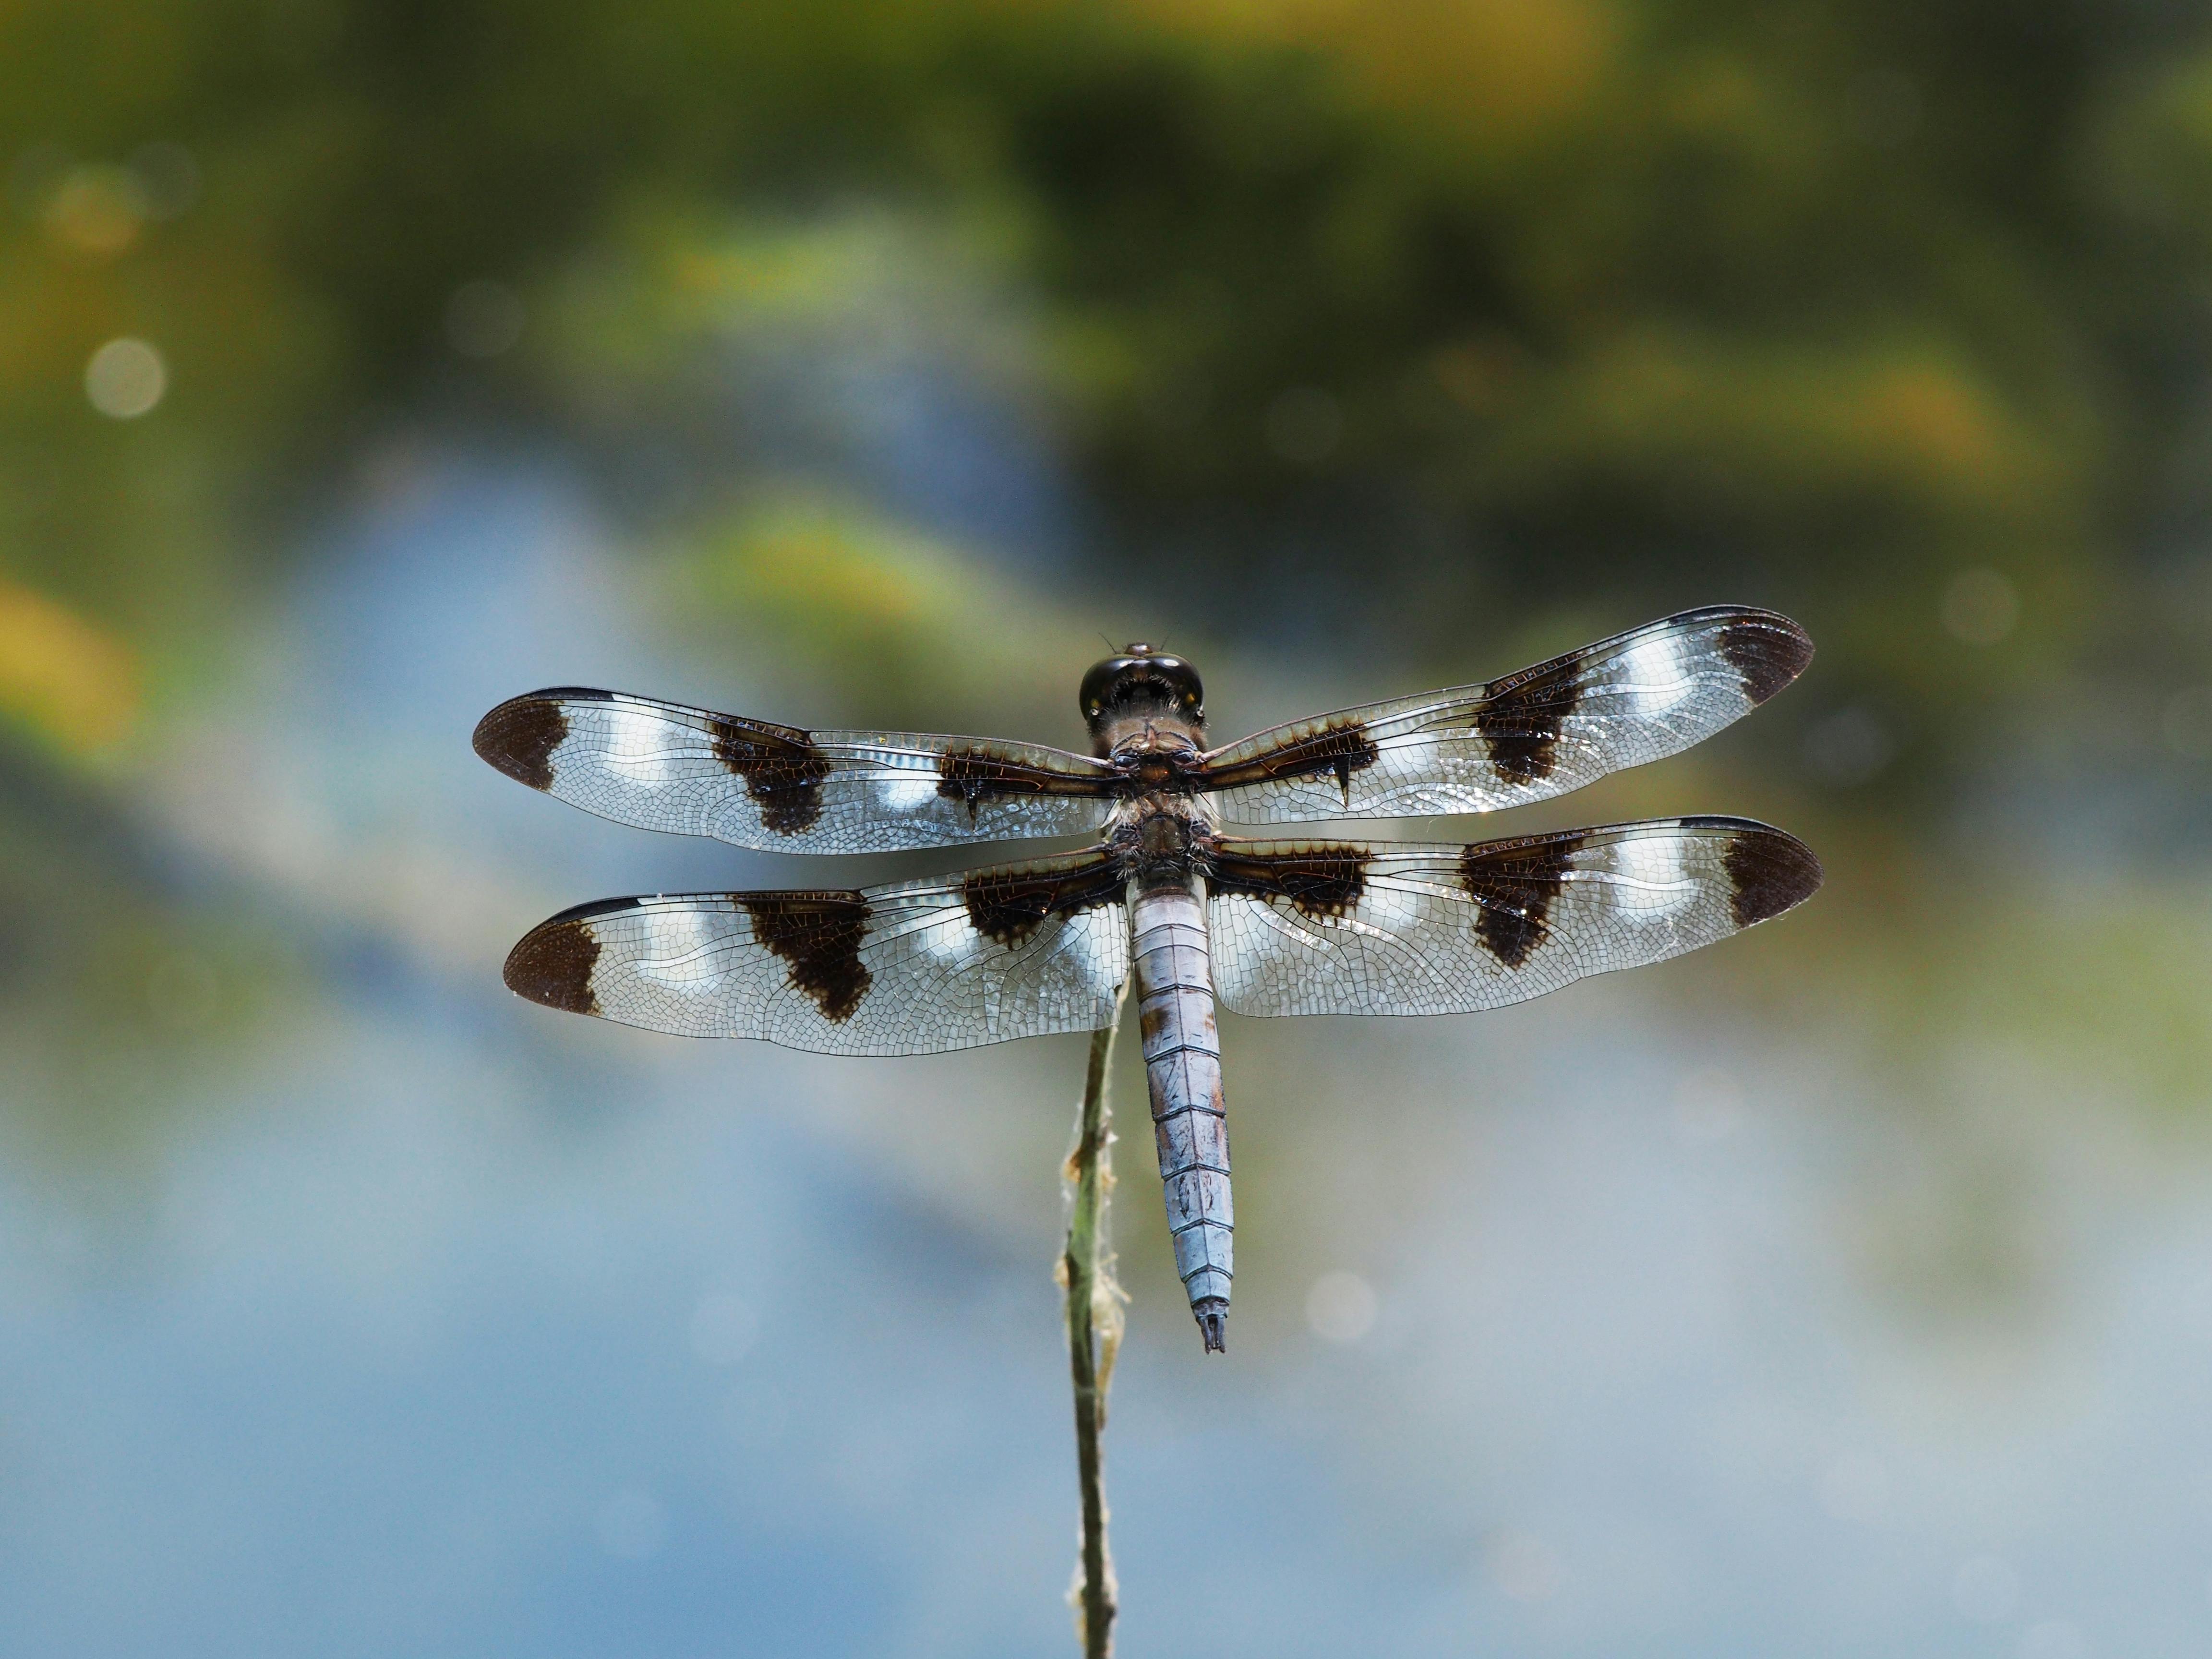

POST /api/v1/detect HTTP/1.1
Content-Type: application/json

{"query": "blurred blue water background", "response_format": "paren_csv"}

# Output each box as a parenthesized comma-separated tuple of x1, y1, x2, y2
(0, 429, 2197, 1659)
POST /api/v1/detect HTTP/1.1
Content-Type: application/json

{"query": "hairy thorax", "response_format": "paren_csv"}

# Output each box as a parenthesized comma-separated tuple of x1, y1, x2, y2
(1097, 697, 1218, 891)
(1107, 792, 1220, 893)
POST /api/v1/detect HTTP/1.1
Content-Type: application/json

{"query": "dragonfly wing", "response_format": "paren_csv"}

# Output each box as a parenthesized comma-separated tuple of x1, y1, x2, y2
(501, 850, 1130, 1055)
(474, 688, 1118, 854)
(1197, 607, 1810, 824)
(1207, 818, 1820, 1018)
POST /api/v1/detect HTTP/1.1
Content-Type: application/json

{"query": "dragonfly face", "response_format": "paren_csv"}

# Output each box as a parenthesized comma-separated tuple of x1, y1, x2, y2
(475, 606, 1824, 1353)
(1083, 643, 1206, 759)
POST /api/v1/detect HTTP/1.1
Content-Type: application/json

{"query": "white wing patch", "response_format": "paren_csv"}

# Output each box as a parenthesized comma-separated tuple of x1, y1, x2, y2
(1600, 831, 1698, 919)
(633, 904, 720, 989)
(602, 700, 677, 775)
(874, 769, 943, 812)
(1611, 630, 1697, 717)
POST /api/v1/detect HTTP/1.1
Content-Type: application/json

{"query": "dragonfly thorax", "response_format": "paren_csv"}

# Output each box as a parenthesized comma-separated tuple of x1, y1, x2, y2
(1103, 793, 1216, 891)
(1106, 725, 1203, 790)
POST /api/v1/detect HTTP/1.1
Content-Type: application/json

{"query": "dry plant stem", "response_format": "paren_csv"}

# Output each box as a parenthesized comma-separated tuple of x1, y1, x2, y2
(1063, 984, 1128, 1659)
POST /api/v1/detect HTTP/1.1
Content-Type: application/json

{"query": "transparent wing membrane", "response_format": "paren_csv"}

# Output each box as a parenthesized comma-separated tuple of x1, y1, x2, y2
(1207, 817, 1821, 1018)
(473, 688, 1117, 854)
(1198, 607, 1811, 825)
(500, 850, 1130, 1054)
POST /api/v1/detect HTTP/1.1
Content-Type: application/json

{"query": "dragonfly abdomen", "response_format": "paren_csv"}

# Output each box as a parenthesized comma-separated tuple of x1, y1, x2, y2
(1131, 883, 1233, 1353)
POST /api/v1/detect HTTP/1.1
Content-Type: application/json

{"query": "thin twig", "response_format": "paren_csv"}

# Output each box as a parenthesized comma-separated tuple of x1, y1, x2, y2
(1062, 980, 1128, 1659)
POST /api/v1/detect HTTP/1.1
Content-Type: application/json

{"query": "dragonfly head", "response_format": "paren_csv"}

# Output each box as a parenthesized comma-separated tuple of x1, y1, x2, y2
(1081, 644, 1204, 749)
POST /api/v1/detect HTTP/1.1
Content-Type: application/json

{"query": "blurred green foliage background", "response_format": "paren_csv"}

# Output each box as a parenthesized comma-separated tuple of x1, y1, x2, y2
(12, 0, 2212, 1119)
(16, 0, 2212, 712)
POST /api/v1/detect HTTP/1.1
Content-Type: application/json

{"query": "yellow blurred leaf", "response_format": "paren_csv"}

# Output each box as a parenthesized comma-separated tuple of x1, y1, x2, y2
(670, 494, 1102, 728)
(1487, 326, 2069, 525)
(0, 575, 141, 752)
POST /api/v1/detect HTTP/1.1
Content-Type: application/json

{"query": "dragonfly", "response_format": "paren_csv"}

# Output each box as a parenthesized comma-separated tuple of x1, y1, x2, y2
(475, 605, 1821, 1353)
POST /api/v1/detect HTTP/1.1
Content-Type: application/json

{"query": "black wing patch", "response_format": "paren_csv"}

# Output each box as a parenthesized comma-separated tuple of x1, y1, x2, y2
(737, 894, 873, 1021)
(1207, 843, 1370, 920)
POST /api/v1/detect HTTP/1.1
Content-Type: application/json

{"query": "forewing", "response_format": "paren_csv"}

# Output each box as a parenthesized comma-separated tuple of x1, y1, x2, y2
(1197, 607, 1811, 823)
(473, 687, 1117, 853)
(501, 851, 1130, 1054)
(1208, 818, 1819, 1018)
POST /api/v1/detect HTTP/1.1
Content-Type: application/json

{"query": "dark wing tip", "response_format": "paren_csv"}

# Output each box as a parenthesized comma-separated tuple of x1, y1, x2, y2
(473, 690, 602, 791)
(1713, 610, 1814, 705)
(502, 912, 610, 1015)
(1714, 823, 1823, 928)
(1194, 1298, 1228, 1354)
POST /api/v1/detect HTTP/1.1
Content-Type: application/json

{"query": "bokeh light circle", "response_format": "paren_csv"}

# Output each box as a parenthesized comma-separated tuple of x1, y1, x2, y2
(1306, 1270, 1378, 1341)
(84, 338, 167, 419)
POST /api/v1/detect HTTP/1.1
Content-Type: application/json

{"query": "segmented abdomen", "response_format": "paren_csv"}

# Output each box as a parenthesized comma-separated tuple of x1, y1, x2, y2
(1131, 883, 1232, 1352)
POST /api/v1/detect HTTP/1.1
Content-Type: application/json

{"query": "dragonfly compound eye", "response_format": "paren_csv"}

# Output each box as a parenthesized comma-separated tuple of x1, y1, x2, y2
(1080, 651, 1205, 724)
